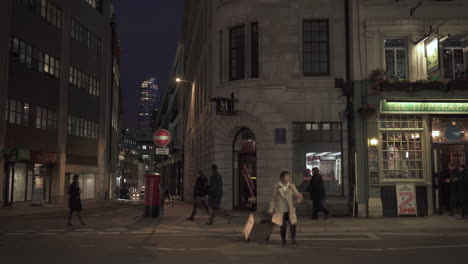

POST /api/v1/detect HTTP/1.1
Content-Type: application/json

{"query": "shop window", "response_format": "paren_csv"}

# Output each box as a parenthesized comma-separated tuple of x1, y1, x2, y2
(379, 115, 424, 180)
(293, 122, 343, 195)
(441, 37, 465, 80)
(6, 99, 30, 127)
(303, 20, 329, 76)
(384, 39, 408, 80)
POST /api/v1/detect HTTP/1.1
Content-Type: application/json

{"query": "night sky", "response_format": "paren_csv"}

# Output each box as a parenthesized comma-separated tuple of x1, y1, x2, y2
(113, 0, 184, 129)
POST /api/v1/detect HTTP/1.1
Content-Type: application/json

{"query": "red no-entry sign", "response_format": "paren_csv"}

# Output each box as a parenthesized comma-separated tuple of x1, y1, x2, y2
(153, 129, 171, 147)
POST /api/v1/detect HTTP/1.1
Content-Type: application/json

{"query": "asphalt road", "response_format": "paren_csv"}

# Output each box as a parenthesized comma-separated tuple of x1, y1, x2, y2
(1, 205, 468, 264)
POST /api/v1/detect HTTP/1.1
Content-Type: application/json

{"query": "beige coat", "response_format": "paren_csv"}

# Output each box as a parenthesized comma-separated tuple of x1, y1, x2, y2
(268, 182, 300, 225)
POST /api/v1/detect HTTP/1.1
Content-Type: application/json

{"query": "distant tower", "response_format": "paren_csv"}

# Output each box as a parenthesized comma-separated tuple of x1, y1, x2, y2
(137, 77, 160, 130)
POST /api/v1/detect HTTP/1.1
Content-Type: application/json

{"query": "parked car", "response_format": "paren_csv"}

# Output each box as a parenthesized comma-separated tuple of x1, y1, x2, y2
(119, 188, 131, 199)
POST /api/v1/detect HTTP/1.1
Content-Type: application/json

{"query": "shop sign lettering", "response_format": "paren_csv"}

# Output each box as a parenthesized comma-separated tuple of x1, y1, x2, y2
(381, 101, 468, 114)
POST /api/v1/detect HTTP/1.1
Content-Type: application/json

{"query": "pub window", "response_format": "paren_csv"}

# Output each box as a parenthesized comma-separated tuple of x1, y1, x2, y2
(251, 22, 259, 78)
(442, 37, 465, 80)
(379, 115, 424, 180)
(39, 51, 60, 78)
(384, 39, 408, 80)
(10, 36, 33, 68)
(229, 25, 245, 81)
(303, 20, 329, 76)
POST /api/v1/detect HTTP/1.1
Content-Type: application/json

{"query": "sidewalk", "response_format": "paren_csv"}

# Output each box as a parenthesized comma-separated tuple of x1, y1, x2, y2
(159, 201, 468, 234)
(0, 200, 132, 219)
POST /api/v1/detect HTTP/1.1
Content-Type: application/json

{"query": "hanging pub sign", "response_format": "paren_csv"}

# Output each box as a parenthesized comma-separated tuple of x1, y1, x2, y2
(210, 93, 238, 116)
(425, 38, 439, 74)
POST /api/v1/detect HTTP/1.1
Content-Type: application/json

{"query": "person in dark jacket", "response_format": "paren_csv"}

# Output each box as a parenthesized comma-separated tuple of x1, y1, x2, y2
(445, 163, 461, 217)
(67, 175, 85, 226)
(306, 167, 329, 220)
(186, 170, 209, 220)
(458, 164, 468, 219)
(206, 165, 231, 225)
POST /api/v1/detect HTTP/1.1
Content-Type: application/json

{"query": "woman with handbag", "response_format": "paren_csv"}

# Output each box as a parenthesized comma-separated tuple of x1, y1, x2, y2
(267, 171, 303, 246)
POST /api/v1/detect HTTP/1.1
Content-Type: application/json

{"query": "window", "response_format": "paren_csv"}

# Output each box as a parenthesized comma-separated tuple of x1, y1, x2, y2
(40, 0, 62, 29)
(10, 36, 33, 68)
(442, 37, 465, 80)
(293, 122, 343, 195)
(142, 145, 147, 150)
(71, 19, 102, 53)
(84, 0, 102, 13)
(384, 39, 408, 80)
(379, 115, 424, 180)
(229, 25, 245, 81)
(35, 106, 57, 130)
(251, 22, 259, 78)
(6, 99, 29, 127)
(219, 30, 223, 82)
(68, 115, 98, 139)
(303, 20, 329, 76)
(69, 66, 100, 96)
(39, 51, 60, 78)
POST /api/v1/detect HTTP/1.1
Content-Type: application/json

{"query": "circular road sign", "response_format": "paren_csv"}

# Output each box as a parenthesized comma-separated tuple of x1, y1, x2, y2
(153, 129, 171, 147)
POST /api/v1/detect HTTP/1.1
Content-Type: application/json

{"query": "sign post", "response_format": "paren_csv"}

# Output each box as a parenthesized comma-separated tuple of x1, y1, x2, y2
(396, 183, 418, 216)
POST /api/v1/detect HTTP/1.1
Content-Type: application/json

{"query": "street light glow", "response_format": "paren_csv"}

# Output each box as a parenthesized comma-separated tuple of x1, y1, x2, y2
(175, 78, 181, 83)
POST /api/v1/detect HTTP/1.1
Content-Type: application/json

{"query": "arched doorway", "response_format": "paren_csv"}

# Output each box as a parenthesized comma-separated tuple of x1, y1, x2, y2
(232, 127, 257, 211)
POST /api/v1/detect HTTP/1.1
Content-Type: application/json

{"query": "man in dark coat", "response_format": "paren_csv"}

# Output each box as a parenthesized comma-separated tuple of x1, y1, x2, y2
(307, 167, 329, 220)
(67, 175, 85, 226)
(446, 163, 461, 217)
(206, 165, 231, 225)
(186, 170, 209, 220)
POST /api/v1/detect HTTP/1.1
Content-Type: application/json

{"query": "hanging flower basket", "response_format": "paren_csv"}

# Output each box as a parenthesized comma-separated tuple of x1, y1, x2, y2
(358, 104, 378, 118)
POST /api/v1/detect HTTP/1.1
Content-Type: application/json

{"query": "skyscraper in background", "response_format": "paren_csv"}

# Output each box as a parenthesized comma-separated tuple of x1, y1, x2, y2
(137, 77, 160, 131)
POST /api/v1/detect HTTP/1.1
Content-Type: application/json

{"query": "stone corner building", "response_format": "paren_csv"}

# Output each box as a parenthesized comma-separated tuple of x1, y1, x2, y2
(172, 0, 351, 215)
(0, 0, 121, 206)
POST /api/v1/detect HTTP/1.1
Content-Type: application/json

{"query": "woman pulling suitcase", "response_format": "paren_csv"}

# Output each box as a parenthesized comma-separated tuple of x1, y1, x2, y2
(267, 171, 303, 246)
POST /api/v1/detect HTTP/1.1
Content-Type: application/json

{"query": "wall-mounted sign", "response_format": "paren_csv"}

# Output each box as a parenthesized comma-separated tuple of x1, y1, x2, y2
(210, 93, 238, 116)
(396, 183, 417, 216)
(426, 38, 439, 74)
(381, 100, 468, 114)
(274, 128, 287, 144)
(30, 152, 57, 164)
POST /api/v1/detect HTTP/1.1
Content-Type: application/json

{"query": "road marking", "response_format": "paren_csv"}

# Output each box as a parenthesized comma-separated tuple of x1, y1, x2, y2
(37, 233, 56, 235)
(386, 244, 468, 251)
(67, 232, 91, 235)
(378, 232, 468, 236)
(5, 233, 24, 235)
(16, 229, 34, 232)
(75, 229, 94, 232)
(129, 231, 153, 234)
(96, 232, 121, 235)
(105, 228, 126, 231)
(46, 229, 66, 232)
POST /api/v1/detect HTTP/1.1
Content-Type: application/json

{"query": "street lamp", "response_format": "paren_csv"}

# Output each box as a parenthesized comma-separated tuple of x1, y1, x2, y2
(175, 77, 193, 84)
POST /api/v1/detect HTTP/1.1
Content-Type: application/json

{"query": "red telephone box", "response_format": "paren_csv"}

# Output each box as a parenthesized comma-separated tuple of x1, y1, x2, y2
(144, 173, 161, 217)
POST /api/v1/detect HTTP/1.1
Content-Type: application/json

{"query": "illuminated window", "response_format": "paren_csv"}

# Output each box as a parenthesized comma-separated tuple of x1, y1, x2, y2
(6, 99, 29, 127)
(442, 37, 465, 80)
(384, 39, 408, 80)
(39, 51, 60, 78)
(40, 0, 62, 29)
(10, 36, 32, 68)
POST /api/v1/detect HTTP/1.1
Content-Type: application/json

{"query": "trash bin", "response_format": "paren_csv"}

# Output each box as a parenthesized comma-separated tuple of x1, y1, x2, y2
(144, 173, 161, 217)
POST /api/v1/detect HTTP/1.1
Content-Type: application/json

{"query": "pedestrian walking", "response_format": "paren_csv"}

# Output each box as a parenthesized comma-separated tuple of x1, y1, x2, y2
(186, 170, 209, 221)
(114, 185, 120, 200)
(458, 164, 468, 220)
(206, 165, 231, 225)
(306, 167, 329, 220)
(67, 175, 85, 227)
(267, 171, 303, 246)
(445, 163, 461, 217)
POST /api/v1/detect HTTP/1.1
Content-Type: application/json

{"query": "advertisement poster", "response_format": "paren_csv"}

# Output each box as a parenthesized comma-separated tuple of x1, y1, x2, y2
(426, 38, 439, 74)
(396, 183, 418, 216)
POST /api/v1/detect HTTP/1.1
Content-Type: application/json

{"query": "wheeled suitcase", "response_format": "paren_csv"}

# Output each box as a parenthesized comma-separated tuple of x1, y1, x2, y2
(243, 213, 276, 242)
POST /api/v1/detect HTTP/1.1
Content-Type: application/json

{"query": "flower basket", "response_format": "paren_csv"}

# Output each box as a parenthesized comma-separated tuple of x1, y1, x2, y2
(357, 104, 378, 118)
(447, 80, 468, 91)
(380, 82, 412, 92)
(413, 81, 446, 91)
